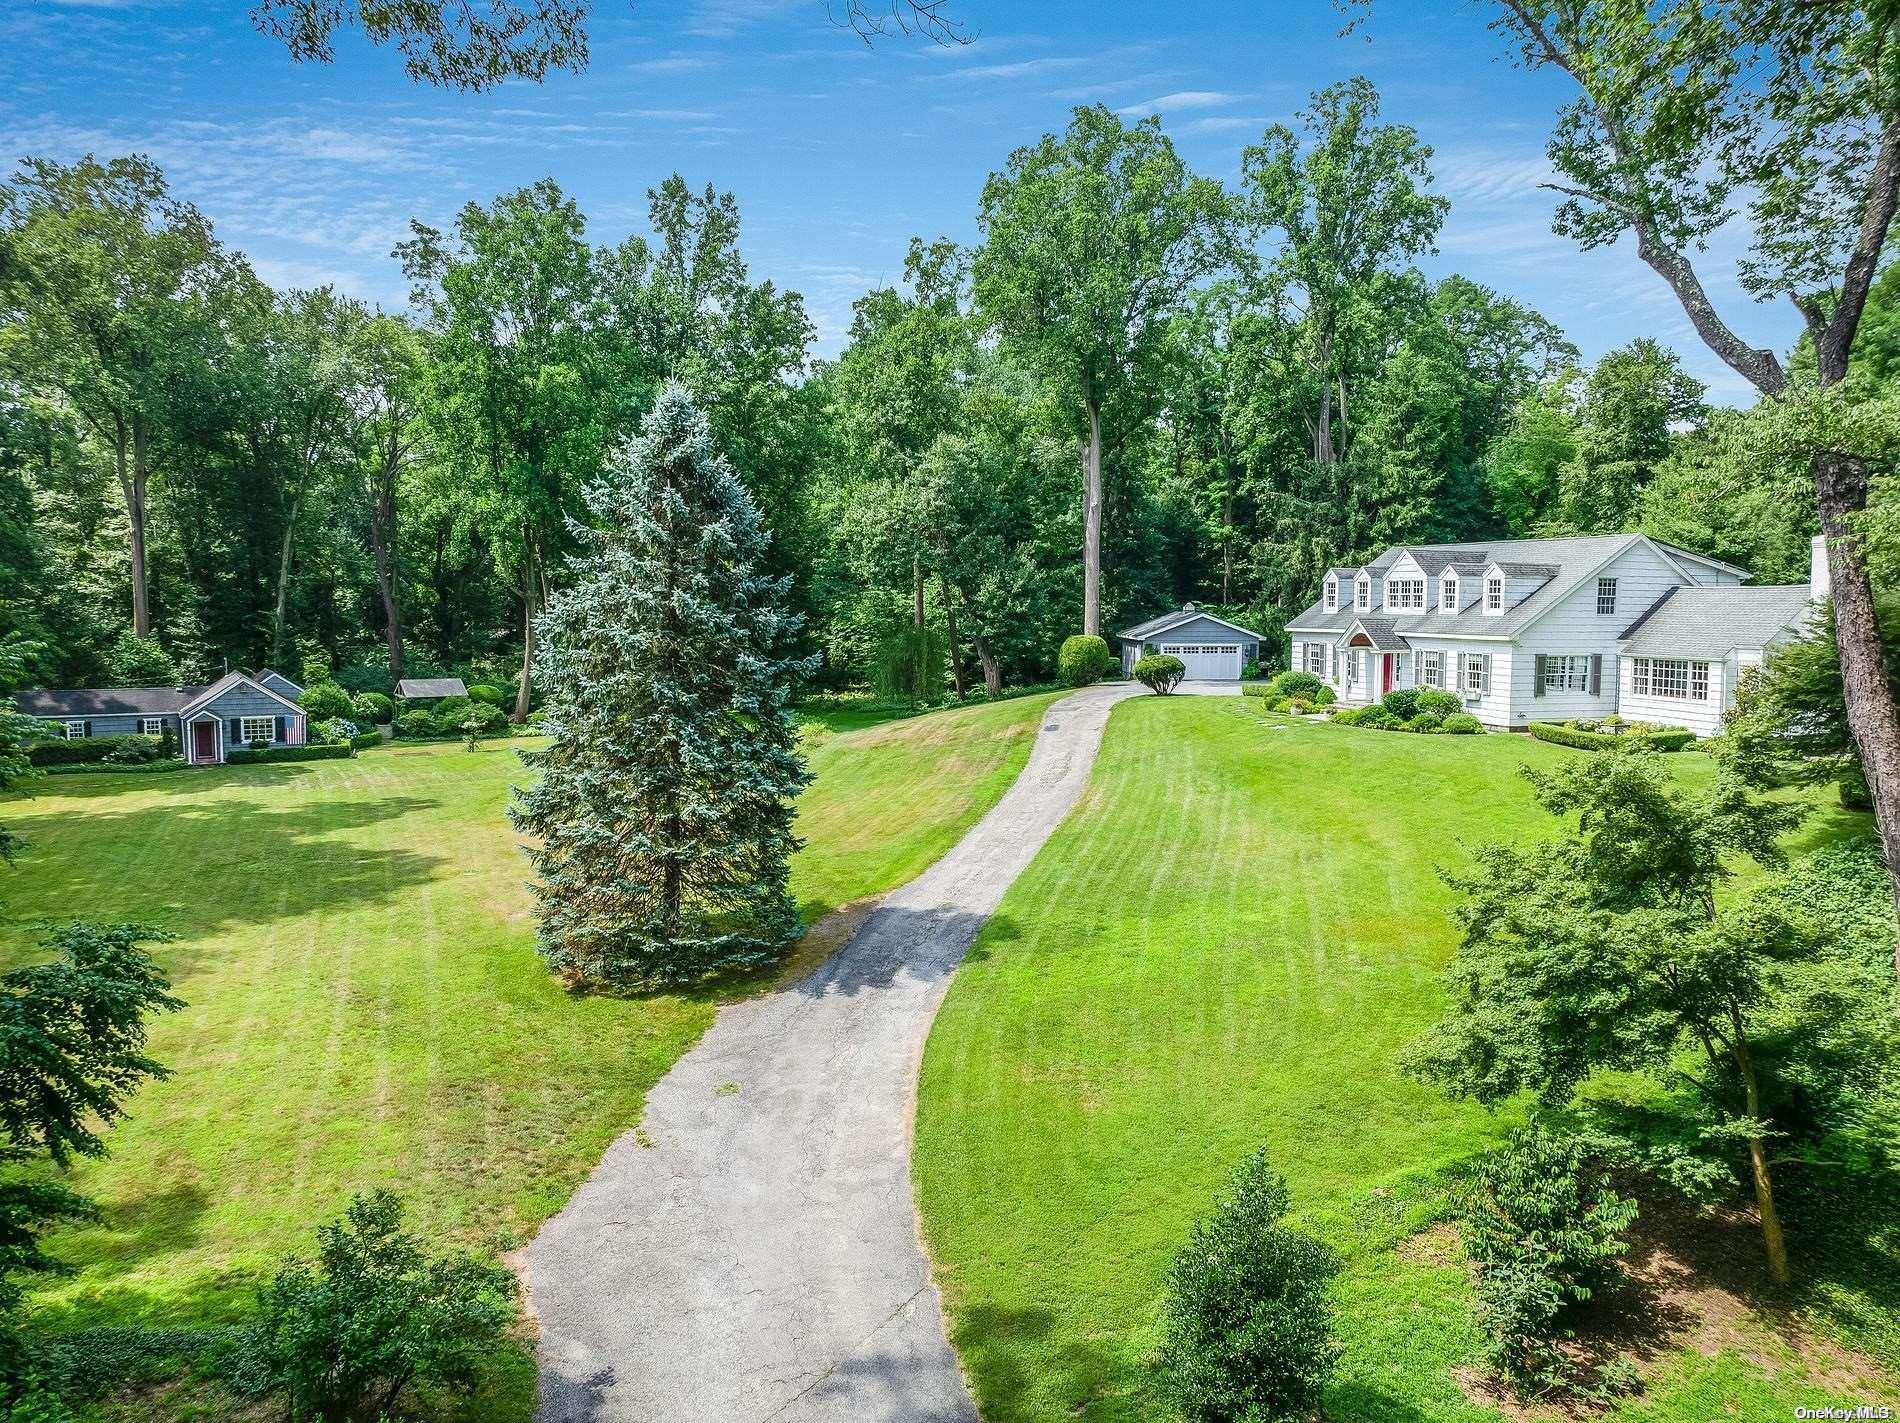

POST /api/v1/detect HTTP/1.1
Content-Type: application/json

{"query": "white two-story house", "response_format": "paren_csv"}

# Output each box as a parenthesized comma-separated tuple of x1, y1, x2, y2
(1283, 533, 1820, 735)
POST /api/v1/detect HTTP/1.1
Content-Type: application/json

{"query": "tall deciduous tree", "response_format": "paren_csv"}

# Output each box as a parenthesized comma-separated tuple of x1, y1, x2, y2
(401, 180, 609, 722)
(1435, 0, 1900, 979)
(0, 156, 231, 640)
(342, 314, 428, 683)
(512, 384, 813, 989)
(974, 105, 1227, 637)
(1242, 77, 1448, 479)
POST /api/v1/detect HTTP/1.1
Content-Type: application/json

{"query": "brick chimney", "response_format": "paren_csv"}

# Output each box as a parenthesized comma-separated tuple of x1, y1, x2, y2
(1810, 534, 1830, 601)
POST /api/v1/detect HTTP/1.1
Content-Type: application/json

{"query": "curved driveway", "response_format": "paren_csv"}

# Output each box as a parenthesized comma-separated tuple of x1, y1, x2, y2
(530, 682, 1143, 1423)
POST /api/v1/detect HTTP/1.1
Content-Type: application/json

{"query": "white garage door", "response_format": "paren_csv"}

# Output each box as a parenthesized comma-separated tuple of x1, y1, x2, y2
(1159, 642, 1242, 680)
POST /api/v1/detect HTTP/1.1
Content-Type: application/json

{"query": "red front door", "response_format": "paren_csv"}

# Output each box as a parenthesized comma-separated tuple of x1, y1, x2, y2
(192, 720, 216, 763)
(1382, 654, 1395, 693)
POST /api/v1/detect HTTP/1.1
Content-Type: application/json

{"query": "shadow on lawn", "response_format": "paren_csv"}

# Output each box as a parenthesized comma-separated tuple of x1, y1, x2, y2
(953, 1303, 1122, 1420)
(1, 792, 447, 946)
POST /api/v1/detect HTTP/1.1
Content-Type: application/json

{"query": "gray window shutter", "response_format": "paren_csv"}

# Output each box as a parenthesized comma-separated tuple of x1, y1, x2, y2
(1480, 654, 1492, 694)
(1589, 654, 1602, 695)
(228, 717, 240, 742)
(1534, 654, 1547, 696)
(275, 715, 286, 742)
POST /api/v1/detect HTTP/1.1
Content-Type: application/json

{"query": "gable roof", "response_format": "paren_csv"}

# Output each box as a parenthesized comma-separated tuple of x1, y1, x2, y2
(1619, 585, 1816, 659)
(1115, 608, 1265, 643)
(397, 677, 469, 700)
(1288, 534, 1648, 639)
(1340, 617, 1410, 651)
(17, 685, 195, 718)
(178, 671, 305, 720)
(256, 669, 303, 698)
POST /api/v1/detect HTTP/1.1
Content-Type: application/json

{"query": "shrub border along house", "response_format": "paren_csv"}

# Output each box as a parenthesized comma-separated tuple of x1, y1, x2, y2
(1527, 721, 1695, 752)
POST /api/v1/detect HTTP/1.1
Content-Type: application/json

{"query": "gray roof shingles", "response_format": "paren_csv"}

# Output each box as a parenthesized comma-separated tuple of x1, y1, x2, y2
(1619, 585, 1815, 659)
(397, 677, 469, 700)
(1287, 534, 1641, 640)
(17, 686, 196, 717)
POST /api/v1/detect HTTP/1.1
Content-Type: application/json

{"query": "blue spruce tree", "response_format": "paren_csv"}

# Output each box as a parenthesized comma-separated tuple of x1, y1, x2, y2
(512, 383, 815, 987)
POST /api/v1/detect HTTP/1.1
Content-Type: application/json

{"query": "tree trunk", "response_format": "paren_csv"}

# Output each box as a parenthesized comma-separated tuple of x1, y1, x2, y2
(1083, 397, 1103, 637)
(942, 576, 965, 699)
(369, 453, 404, 683)
(1815, 461, 1900, 983)
(270, 494, 300, 667)
(1220, 429, 1235, 607)
(1313, 324, 1335, 467)
(912, 554, 925, 629)
(973, 635, 1002, 697)
(116, 414, 152, 638)
(514, 535, 537, 723)
(1731, 1029, 1791, 1287)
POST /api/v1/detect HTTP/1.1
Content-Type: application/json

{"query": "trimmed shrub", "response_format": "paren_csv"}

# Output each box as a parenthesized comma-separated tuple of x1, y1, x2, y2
(1267, 670, 1324, 700)
(1157, 1149, 1340, 1423)
(1417, 688, 1462, 717)
(1355, 706, 1400, 730)
(42, 759, 187, 777)
(311, 717, 358, 746)
(1241, 659, 1263, 681)
(394, 709, 436, 739)
(439, 700, 503, 736)
(1058, 635, 1114, 687)
(1133, 654, 1187, 695)
(1456, 1125, 1636, 1391)
(1241, 683, 1271, 699)
(350, 731, 382, 752)
(466, 683, 506, 707)
(243, 1190, 514, 1423)
(1382, 687, 1422, 720)
(1407, 712, 1445, 734)
(1329, 705, 1363, 725)
(350, 692, 393, 725)
(1528, 721, 1692, 753)
(1440, 712, 1483, 734)
(297, 682, 353, 721)
(1313, 685, 1336, 706)
(28, 734, 162, 767)
(225, 744, 352, 764)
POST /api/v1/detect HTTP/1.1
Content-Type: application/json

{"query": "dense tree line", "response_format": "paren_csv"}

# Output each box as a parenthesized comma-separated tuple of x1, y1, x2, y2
(0, 81, 1836, 709)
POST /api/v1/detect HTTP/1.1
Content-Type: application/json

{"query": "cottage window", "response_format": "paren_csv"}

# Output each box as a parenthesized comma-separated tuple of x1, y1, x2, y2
(1441, 576, 1458, 611)
(139, 717, 165, 736)
(1420, 650, 1442, 687)
(62, 720, 85, 740)
(240, 715, 275, 745)
(1544, 655, 1590, 691)
(1484, 576, 1504, 612)
(1324, 579, 1338, 612)
(1596, 577, 1618, 615)
(1302, 642, 1325, 675)
(1632, 657, 1707, 700)
(1461, 654, 1488, 695)
(1388, 578, 1424, 610)
(1355, 578, 1370, 611)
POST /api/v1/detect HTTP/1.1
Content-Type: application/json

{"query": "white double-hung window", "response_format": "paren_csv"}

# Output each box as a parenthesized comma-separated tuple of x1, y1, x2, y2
(1440, 576, 1458, 611)
(1485, 576, 1504, 612)
(240, 715, 276, 744)
(139, 717, 165, 736)
(1544, 655, 1590, 691)
(1324, 578, 1338, 612)
(1355, 578, 1371, 611)
(1596, 577, 1618, 615)
(1420, 650, 1442, 687)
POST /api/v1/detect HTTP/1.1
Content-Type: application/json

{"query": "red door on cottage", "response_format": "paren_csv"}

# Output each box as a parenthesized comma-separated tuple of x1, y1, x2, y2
(191, 720, 216, 764)
(1382, 654, 1395, 694)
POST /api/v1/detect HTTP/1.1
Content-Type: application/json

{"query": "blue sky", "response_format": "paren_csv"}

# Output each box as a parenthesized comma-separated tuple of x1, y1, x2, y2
(3, 0, 1791, 403)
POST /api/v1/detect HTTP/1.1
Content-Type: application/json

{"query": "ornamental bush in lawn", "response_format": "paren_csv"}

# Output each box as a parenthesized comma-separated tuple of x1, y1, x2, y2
(1058, 634, 1113, 687)
(245, 1190, 513, 1423)
(393, 709, 434, 739)
(512, 383, 815, 989)
(1267, 670, 1323, 700)
(1417, 689, 1461, 717)
(349, 692, 393, 725)
(1381, 686, 1421, 719)
(1158, 1148, 1340, 1423)
(1456, 1124, 1637, 1392)
(1440, 712, 1483, 734)
(1134, 653, 1186, 694)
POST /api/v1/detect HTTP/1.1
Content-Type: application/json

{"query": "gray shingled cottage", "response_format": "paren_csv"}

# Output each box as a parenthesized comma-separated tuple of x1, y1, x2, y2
(18, 669, 307, 766)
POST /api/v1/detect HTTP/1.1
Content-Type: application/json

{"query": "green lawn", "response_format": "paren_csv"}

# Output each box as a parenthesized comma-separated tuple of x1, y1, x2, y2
(915, 696, 1889, 1423)
(0, 690, 1058, 1359)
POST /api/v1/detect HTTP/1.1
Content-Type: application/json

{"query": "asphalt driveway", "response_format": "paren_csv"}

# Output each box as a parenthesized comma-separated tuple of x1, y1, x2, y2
(529, 681, 1142, 1423)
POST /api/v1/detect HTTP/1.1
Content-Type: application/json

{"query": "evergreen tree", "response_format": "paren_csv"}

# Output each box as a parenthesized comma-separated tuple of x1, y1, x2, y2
(512, 383, 814, 988)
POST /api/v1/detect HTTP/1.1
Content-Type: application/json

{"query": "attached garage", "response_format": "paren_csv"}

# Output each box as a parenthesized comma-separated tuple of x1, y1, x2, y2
(1115, 605, 1265, 681)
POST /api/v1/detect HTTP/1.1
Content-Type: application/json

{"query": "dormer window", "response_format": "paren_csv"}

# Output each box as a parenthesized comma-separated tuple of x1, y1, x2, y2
(1441, 576, 1458, 612)
(1355, 577, 1371, 611)
(1485, 574, 1504, 613)
(1387, 577, 1424, 611)
(1324, 577, 1338, 613)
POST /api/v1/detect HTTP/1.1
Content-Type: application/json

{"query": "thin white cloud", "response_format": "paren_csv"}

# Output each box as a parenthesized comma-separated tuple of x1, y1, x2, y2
(941, 56, 1089, 81)
(1175, 114, 1270, 136)
(605, 108, 720, 122)
(1116, 90, 1237, 116)
(628, 54, 719, 74)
